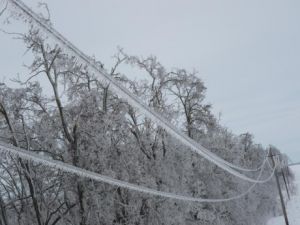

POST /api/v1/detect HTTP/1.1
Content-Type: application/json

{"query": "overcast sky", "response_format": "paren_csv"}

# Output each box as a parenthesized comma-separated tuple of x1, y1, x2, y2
(1, 0, 299, 162)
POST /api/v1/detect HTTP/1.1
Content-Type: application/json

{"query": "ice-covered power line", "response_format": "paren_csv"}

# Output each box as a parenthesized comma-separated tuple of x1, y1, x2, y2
(209, 146, 268, 172)
(0, 142, 276, 203)
(2, 0, 271, 182)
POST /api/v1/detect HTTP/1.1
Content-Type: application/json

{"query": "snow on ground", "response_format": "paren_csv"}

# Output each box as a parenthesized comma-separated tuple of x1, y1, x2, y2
(267, 165, 300, 225)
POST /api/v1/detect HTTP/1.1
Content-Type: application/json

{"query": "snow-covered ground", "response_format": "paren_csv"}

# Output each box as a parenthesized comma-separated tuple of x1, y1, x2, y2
(267, 165, 300, 225)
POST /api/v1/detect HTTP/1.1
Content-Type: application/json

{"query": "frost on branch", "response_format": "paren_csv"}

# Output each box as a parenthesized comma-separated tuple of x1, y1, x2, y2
(0, 11, 292, 225)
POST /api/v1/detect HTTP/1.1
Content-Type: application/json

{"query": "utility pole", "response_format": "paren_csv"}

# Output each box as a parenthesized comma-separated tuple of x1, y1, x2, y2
(269, 148, 289, 225)
(281, 168, 290, 200)
(285, 167, 291, 187)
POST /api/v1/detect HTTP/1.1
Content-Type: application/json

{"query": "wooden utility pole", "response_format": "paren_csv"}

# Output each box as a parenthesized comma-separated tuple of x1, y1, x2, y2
(281, 168, 290, 200)
(269, 149, 289, 225)
(284, 167, 291, 187)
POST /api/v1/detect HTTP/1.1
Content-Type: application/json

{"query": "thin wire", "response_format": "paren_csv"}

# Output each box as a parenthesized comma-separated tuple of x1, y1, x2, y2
(0, 142, 276, 203)
(5, 0, 272, 182)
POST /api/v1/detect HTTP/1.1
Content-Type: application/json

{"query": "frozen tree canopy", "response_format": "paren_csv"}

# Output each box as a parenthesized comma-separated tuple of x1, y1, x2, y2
(0, 1, 294, 225)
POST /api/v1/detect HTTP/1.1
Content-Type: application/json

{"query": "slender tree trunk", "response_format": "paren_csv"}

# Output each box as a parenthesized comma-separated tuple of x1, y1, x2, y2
(0, 194, 8, 225)
(0, 103, 43, 225)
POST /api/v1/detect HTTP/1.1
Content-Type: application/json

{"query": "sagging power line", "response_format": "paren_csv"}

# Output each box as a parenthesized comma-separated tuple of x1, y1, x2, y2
(0, 142, 277, 203)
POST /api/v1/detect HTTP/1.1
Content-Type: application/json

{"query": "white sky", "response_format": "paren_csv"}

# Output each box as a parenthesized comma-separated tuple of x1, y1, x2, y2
(0, 0, 299, 162)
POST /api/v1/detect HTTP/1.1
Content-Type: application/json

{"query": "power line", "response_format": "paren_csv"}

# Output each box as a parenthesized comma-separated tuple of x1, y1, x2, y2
(3, 0, 272, 183)
(0, 142, 277, 203)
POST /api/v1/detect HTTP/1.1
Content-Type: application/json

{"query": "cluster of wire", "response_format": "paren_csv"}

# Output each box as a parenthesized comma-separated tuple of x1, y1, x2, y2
(0, 0, 280, 202)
